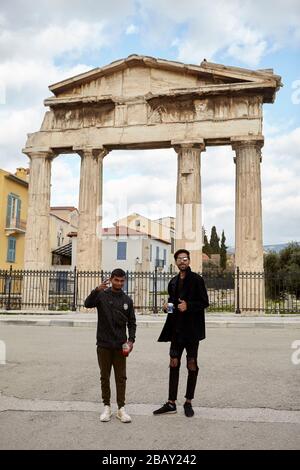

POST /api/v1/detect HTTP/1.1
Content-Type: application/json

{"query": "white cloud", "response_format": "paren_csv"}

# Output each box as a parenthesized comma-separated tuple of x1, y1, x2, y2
(137, 0, 300, 66)
(51, 155, 80, 206)
(0, 0, 135, 171)
(126, 24, 139, 35)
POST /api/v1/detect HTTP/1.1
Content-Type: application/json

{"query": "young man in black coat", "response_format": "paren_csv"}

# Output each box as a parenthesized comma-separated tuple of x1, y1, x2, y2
(153, 249, 209, 417)
(84, 268, 136, 423)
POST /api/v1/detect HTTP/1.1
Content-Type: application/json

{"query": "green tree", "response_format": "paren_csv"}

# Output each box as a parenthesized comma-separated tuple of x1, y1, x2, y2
(264, 251, 280, 274)
(209, 226, 220, 254)
(202, 228, 212, 257)
(220, 230, 227, 270)
(264, 242, 300, 300)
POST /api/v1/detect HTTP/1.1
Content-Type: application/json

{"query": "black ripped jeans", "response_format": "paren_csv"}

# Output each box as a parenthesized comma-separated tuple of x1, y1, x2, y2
(168, 339, 199, 401)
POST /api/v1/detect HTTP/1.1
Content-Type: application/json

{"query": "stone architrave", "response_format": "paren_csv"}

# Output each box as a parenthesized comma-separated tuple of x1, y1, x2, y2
(232, 136, 265, 313)
(173, 140, 205, 273)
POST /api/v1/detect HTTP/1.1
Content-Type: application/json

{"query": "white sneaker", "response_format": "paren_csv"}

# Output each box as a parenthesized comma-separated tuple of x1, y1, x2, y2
(100, 405, 112, 422)
(116, 407, 132, 423)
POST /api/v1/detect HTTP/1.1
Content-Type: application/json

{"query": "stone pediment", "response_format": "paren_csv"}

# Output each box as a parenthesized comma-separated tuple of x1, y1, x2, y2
(45, 55, 282, 107)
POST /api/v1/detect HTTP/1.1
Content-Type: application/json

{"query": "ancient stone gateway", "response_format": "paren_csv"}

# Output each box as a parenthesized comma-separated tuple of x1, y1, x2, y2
(23, 55, 281, 311)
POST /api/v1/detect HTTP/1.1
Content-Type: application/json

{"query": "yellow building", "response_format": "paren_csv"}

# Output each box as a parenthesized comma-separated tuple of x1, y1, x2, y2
(0, 168, 29, 270)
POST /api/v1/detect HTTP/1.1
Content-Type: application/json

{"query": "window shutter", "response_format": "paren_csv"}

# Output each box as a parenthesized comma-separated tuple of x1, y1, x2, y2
(7, 237, 16, 262)
(6, 194, 13, 227)
(16, 198, 21, 225)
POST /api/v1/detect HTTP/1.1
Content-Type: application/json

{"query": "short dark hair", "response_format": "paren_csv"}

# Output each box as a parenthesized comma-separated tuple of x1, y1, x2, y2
(111, 268, 126, 278)
(174, 249, 190, 261)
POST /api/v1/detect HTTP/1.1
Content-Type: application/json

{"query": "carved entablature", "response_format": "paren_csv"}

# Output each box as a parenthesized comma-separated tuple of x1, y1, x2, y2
(146, 95, 262, 125)
(26, 54, 281, 149)
(41, 102, 115, 131)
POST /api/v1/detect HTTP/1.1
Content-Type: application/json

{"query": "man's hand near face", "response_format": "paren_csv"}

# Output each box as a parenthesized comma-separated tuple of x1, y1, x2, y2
(96, 279, 110, 291)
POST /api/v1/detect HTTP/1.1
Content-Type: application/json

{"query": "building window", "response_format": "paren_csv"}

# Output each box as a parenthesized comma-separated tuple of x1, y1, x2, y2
(150, 244, 152, 262)
(117, 241, 127, 260)
(171, 237, 175, 254)
(163, 249, 167, 265)
(7, 237, 16, 263)
(135, 219, 140, 227)
(6, 193, 21, 227)
(57, 228, 64, 247)
(156, 246, 159, 260)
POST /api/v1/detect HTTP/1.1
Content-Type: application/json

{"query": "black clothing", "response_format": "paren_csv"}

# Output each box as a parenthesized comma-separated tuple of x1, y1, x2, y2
(183, 402, 194, 417)
(168, 339, 199, 401)
(153, 402, 177, 415)
(84, 287, 136, 349)
(158, 267, 209, 343)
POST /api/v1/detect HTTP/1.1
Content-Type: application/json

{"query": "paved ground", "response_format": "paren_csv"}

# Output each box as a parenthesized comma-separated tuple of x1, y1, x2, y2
(1, 311, 300, 328)
(0, 323, 300, 450)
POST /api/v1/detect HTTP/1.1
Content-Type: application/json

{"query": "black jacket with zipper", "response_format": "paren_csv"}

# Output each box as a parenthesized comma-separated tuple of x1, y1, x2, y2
(158, 267, 209, 343)
(84, 287, 136, 349)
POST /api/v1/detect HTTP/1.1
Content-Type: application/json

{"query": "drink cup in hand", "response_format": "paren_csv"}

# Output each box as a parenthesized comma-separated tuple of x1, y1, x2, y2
(167, 303, 174, 314)
(122, 342, 130, 357)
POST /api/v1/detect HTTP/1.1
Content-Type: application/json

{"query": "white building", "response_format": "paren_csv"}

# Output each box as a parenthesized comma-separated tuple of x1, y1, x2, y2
(70, 225, 172, 272)
(114, 213, 176, 270)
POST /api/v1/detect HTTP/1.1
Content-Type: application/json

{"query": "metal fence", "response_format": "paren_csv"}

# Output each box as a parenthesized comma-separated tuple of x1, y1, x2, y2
(0, 266, 299, 313)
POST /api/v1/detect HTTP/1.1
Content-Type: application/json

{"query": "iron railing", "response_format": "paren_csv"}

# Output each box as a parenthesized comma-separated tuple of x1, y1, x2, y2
(0, 267, 299, 313)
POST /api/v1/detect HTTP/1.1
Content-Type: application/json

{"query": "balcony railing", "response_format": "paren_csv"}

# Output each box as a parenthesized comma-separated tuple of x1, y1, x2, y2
(5, 217, 26, 232)
(155, 259, 165, 268)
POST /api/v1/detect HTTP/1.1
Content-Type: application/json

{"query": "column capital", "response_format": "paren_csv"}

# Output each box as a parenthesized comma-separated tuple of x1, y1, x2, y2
(231, 135, 264, 163)
(22, 147, 56, 160)
(171, 139, 206, 154)
(231, 135, 264, 151)
(74, 146, 109, 160)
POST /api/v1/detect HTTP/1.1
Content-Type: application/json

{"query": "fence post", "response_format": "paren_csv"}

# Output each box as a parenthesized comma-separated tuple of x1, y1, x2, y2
(6, 265, 13, 311)
(235, 266, 241, 314)
(126, 271, 129, 295)
(72, 266, 77, 311)
(153, 266, 158, 314)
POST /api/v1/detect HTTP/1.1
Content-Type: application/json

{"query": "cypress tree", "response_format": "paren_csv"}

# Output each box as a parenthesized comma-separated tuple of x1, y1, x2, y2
(202, 229, 212, 257)
(210, 226, 220, 254)
(220, 230, 227, 270)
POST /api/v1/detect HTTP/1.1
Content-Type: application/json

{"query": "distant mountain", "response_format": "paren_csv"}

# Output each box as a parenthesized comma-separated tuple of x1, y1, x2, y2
(227, 242, 299, 254)
(263, 243, 294, 253)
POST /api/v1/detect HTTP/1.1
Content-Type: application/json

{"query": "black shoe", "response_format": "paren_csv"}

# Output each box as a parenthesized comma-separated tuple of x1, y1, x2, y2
(153, 402, 177, 415)
(184, 402, 194, 417)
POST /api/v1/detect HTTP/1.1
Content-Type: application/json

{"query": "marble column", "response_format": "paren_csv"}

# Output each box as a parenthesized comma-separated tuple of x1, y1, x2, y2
(231, 136, 265, 312)
(76, 147, 108, 271)
(22, 149, 54, 309)
(173, 140, 205, 273)
(23, 149, 54, 270)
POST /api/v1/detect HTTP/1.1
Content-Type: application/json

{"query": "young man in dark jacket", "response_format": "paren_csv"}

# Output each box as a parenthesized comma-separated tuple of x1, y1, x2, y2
(84, 268, 136, 423)
(153, 249, 209, 417)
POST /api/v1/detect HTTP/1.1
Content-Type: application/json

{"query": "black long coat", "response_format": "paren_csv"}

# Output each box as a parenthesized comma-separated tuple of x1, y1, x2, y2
(158, 267, 209, 343)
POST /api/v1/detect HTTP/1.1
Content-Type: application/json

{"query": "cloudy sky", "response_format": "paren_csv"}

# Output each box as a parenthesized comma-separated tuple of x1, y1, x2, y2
(0, 0, 299, 245)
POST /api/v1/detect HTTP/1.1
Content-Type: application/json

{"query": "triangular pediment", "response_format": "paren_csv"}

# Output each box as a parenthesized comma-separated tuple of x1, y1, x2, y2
(46, 55, 282, 105)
